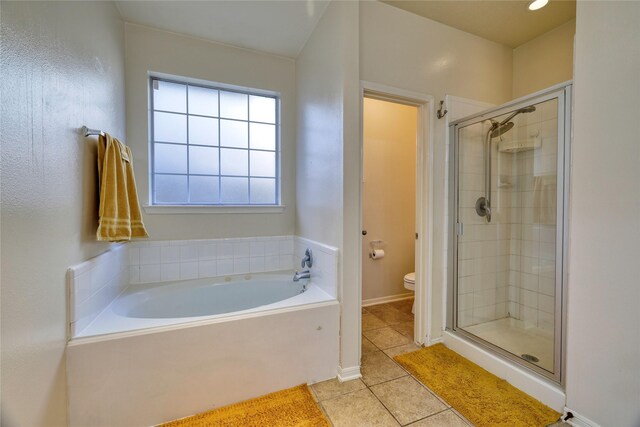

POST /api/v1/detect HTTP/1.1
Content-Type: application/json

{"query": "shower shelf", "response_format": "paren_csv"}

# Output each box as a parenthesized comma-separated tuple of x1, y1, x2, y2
(498, 136, 541, 153)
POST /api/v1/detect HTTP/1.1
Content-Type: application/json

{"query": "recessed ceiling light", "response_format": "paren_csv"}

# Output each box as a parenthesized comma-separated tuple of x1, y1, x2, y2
(528, 0, 549, 11)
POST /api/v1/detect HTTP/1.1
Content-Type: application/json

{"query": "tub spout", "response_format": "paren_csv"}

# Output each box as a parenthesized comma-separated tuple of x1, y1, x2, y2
(293, 269, 310, 282)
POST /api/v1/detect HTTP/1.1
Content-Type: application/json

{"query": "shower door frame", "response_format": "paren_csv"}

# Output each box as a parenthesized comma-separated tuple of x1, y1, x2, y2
(446, 82, 572, 385)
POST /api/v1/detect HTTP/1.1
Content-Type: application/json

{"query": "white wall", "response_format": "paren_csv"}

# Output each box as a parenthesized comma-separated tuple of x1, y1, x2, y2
(360, 1, 513, 342)
(124, 23, 296, 240)
(0, 2, 125, 425)
(566, 2, 640, 426)
(513, 19, 575, 99)
(296, 0, 360, 374)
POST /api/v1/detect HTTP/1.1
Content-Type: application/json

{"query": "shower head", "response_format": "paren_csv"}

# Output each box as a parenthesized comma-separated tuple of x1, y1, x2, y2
(489, 105, 537, 138)
(490, 121, 514, 138)
(498, 105, 537, 127)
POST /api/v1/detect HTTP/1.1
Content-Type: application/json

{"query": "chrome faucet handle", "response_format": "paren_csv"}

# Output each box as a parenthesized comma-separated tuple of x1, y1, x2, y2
(301, 248, 313, 268)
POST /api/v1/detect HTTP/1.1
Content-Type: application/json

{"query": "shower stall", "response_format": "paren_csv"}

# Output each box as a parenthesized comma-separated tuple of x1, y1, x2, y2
(447, 83, 571, 383)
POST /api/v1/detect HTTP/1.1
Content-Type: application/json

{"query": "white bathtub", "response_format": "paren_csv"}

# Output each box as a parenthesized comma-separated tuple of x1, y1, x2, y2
(75, 272, 331, 338)
(67, 271, 340, 426)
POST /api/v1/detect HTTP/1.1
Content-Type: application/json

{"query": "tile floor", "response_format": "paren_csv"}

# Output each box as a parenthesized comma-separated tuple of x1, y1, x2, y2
(311, 299, 473, 426)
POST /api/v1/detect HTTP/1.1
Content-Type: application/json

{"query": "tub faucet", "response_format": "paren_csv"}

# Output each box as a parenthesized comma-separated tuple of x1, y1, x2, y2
(293, 269, 311, 282)
(301, 248, 313, 268)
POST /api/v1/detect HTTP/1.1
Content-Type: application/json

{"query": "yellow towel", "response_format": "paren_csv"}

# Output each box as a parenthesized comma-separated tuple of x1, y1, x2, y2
(96, 133, 149, 241)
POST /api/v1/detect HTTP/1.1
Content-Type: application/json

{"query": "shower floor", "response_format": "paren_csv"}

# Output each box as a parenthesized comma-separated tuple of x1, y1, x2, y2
(464, 317, 554, 372)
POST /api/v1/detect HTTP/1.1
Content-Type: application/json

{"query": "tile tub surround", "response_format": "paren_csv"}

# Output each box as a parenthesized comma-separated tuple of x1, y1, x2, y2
(294, 236, 339, 298)
(68, 236, 338, 337)
(128, 236, 297, 284)
(67, 244, 129, 338)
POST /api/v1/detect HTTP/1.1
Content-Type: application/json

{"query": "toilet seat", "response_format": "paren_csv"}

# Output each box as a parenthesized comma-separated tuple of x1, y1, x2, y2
(403, 272, 415, 291)
(403, 272, 416, 314)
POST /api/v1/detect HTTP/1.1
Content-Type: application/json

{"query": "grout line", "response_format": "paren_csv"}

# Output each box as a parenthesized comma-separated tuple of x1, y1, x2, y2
(406, 408, 452, 426)
(369, 315, 472, 425)
(322, 304, 473, 427)
(367, 382, 403, 426)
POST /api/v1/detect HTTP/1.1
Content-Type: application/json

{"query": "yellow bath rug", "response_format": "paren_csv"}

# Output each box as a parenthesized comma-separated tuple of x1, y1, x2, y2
(158, 384, 330, 427)
(394, 344, 560, 427)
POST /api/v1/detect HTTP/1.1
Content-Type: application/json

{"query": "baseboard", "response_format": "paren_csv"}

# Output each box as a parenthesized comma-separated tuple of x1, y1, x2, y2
(337, 365, 361, 382)
(426, 336, 443, 346)
(362, 293, 413, 307)
(564, 408, 601, 427)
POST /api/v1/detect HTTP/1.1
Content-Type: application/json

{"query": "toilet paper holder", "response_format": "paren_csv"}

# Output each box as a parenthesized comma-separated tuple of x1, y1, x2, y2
(368, 240, 386, 250)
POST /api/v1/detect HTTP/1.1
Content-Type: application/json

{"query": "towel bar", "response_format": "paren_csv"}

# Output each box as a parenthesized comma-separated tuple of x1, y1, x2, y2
(82, 126, 105, 137)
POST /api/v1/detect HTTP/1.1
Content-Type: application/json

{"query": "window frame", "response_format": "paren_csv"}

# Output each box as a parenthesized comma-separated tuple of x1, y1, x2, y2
(148, 75, 282, 209)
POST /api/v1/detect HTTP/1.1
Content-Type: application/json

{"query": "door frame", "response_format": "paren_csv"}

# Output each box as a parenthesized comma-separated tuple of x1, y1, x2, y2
(359, 81, 434, 347)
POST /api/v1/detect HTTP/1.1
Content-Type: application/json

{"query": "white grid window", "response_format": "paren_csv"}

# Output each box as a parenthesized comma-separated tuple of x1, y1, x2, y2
(150, 77, 279, 205)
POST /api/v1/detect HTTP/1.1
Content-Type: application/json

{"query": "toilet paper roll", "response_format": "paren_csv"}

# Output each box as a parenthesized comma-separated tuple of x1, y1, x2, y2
(371, 249, 385, 260)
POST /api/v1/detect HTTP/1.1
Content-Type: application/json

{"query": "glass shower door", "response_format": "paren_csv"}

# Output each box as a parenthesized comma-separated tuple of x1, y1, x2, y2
(450, 87, 569, 382)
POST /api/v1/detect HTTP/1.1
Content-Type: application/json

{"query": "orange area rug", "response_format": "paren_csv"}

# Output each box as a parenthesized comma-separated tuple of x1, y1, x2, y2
(395, 344, 560, 427)
(159, 384, 330, 427)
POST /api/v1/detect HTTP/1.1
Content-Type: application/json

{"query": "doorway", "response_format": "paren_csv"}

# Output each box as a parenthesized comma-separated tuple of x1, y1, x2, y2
(360, 85, 432, 351)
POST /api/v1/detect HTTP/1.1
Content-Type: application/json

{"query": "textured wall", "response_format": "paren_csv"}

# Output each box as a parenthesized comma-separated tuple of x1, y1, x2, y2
(566, 2, 640, 425)
(295, 0, 360, 373)
(0, 2, 125, 425)
(124, 23, 296, 239)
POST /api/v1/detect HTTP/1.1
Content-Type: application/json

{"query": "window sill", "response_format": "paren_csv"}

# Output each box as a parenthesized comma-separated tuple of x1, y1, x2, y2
(143, 205, 286, 215)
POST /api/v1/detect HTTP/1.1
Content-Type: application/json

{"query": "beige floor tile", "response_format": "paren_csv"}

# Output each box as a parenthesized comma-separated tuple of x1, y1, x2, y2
(362, 335, 379, 354)
(311, 378, 367, 401)
(362, 312, 388, 331)
(366, 305, 413, 325)
(389, 299, 415, 315)
(361, 350, 407, 386)
(391, 321, 414, 338)
(370, 376, 447, 425)
(364, 327, 411, 349)
(408, 410, 470, 426)
(321, 388, 400, 427)
(383, 343, 422, 358)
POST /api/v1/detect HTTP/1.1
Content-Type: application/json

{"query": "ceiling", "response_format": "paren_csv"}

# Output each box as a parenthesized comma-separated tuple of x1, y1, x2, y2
(381, 0, 576, 48)
(115, 1, 330, 58)
(116, 0, 576, 58)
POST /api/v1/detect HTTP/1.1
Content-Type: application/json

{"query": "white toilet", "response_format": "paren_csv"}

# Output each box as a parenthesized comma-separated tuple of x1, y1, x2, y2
(403, 272, 415, 314)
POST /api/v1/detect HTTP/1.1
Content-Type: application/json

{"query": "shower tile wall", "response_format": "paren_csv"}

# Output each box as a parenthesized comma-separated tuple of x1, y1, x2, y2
(457, 122, 510, 328)
(506, 99, 558, 333)
(458, 98, 558, 332)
